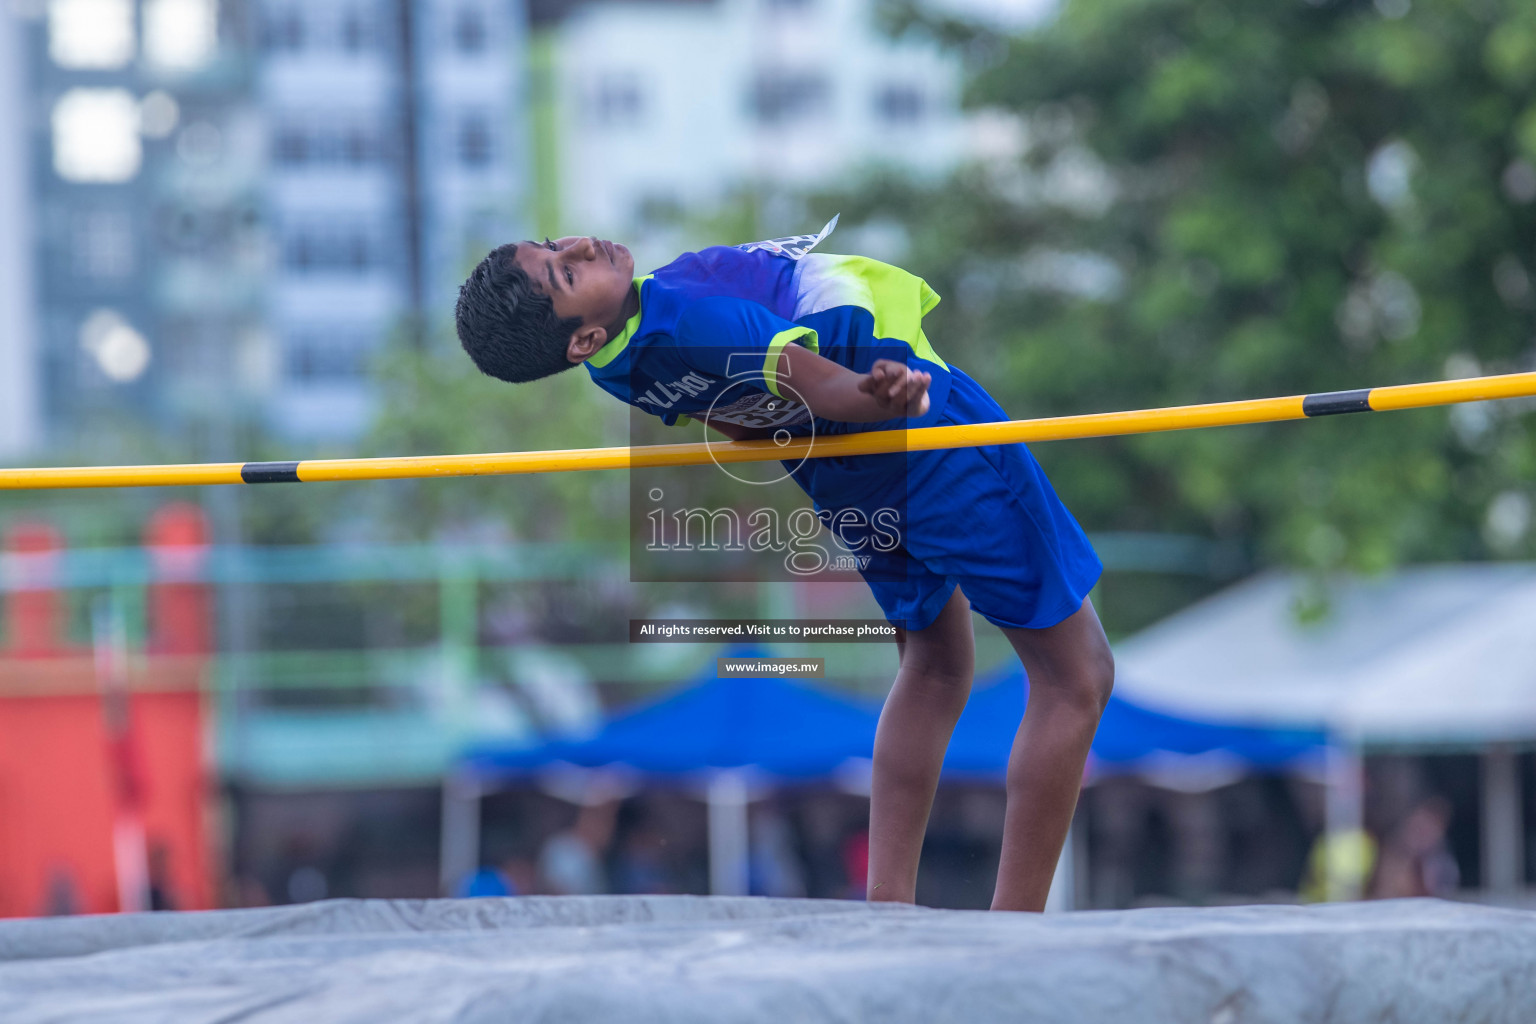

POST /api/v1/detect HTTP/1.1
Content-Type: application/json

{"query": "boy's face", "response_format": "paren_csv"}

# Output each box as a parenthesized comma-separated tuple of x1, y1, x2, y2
(514, 235, 636, 353)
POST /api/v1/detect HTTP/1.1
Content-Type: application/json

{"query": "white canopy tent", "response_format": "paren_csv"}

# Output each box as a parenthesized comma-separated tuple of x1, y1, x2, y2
(1114, 564, 1536, 898)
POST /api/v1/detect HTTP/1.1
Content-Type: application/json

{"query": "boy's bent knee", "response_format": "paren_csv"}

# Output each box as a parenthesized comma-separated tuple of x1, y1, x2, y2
(1074, 637, 1115, 712)
(899, 599, 975, 685)
(1039, 644, 1114, 716)
(1023, 603, 1115, 713)
(898, 646, 974, 689)
(1087, 645, 1115, 711)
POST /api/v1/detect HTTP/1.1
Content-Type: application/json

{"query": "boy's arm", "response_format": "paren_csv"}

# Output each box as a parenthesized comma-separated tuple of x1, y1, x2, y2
(777, 343, 931, 422)
(672, 296, 929, 426)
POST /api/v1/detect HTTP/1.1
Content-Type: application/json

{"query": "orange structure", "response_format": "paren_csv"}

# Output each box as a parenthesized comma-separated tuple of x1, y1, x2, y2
(0, 507, 216, 917)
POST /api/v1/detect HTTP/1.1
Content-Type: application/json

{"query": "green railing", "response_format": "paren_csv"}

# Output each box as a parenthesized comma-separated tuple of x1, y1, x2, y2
(3, 535, 1237, 785)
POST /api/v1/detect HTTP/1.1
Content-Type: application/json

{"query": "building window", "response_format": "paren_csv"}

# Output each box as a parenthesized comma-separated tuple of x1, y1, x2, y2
(282, 225, 381, 273)
(271, 120, 389, 167)
(286, 334, 367, 383)
(48, 0, 135, 69)
(274, 127, 308, 165)
(53, 88, 142, 183)
(587, 74, 642, 126)
(343, 127, 378, 164)
(287, 234, 312, 269)
(457, 114, 493, 166)
(71, 209, 136, 281)
(144, 0, 219, 72)
(341, 6, 377, 51)
(454, 7, 486, 53)
(874, 84, 923, 125)
(750, 73, 829, 125)
(156, 204, 225, 256)
(264, 8, 304, 52)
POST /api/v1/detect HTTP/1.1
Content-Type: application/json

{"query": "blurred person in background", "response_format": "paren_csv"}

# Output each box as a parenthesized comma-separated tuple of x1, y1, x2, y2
(229, 876, 272, 909)
(43, 866, 82, 917)
(271, 837, 330, 904)
(456, 864, 514, 898)
(1369, 797, 1460, 900)
(611, 801, 673, 895)
(841, 827, 870, 901)
(1300, 828, 1378, 904)
(456, 846, 538, 898)
(748, 802, 807, 898)
(538, 798, 617, 895)
(147, 841, 177, 911)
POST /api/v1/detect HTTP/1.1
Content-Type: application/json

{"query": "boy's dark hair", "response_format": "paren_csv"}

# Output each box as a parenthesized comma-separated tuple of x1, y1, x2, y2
(455, 243, 583, 383)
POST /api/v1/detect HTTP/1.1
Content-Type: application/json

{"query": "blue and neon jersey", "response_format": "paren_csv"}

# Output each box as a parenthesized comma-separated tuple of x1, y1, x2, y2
(582, 219, 953, 432)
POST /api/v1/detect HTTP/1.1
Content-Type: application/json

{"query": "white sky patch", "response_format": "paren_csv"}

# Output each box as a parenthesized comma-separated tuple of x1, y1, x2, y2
(1442, 352, 1482, 380)
(1367, 139, 1417, 210)
(1503, 160, 1536, 204)
(1019, 248, 1123, 300)
(1041, 146, 1117, 215)
(923, 0, 1058, 30)
(1485, 492, 1532, 552)
(1337, 269, 1421, 348)
(53, 88, 141, 183)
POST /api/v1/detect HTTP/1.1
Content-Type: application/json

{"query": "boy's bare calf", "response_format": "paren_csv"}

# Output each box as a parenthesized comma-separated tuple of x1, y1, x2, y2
(865, 591, 1113, 911)
(994, 599, 1114, 911)
(866, 589, 975, 905)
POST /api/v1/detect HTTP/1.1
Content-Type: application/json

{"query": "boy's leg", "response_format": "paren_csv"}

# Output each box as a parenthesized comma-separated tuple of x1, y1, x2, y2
(867, 587, 975, 903)
(992, 597, 1114, 912)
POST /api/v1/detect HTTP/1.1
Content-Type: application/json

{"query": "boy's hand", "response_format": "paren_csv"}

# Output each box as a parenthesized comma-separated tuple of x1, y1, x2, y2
(775, 344, 931, 424)
(859, 360, 931, 418)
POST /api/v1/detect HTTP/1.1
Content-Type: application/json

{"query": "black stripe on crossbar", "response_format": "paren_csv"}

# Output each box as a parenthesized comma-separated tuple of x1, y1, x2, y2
(1302, 389, 1373, 417)
(241, 461, 302, 484)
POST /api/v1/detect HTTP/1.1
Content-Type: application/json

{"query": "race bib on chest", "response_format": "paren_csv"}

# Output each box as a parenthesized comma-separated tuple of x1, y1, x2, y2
(705, 390, 812, 428)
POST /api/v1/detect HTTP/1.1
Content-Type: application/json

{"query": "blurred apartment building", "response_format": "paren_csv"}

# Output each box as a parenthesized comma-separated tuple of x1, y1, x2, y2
(544, 0, 990, 266)
(0, 12, 40, 457)
(11, 0, 261, 451)
(258, 0, 527, 438)
(4, 0, 1023, 450)
(3, 0, 528, 449)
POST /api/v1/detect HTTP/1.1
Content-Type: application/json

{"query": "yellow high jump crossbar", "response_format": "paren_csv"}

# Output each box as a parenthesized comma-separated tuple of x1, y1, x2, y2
(2, 372, 1534, 491)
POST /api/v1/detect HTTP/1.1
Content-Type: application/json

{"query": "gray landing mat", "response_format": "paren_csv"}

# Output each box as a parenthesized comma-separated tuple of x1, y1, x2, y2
(1, 896, 1533, 1023)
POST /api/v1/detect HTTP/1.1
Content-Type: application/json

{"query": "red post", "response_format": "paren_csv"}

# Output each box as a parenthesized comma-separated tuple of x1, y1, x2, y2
(145, 504, 213, 655)
(3, 522, 66, 658)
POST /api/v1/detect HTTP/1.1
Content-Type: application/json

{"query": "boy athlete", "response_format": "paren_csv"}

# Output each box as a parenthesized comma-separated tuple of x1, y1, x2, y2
(455, 223, 1114, 912)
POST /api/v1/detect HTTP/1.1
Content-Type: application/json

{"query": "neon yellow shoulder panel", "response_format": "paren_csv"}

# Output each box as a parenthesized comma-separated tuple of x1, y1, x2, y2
(792, 255, 947, 369)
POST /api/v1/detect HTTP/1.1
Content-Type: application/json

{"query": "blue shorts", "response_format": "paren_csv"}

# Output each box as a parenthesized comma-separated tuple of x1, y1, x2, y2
(789, 367, 1102, 632)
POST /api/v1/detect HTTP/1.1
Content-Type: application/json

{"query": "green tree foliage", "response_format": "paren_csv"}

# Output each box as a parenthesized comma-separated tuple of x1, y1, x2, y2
(844, 0, 1536, 570)
(222, 325, 633, 547)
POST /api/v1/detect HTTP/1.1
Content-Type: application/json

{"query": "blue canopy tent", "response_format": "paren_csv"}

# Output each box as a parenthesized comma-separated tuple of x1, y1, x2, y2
(444, 651, 1327, 899)
(461, 654, 879, 782)
(944, 664, 1327, 782)
(447, 648, 879, 896)
(462, 657, 1324, 786)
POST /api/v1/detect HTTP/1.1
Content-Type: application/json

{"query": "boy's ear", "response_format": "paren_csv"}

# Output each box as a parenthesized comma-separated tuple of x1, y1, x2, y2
(566, 324, 608, 364)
